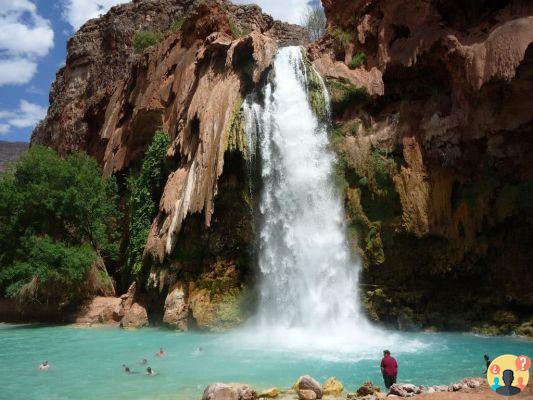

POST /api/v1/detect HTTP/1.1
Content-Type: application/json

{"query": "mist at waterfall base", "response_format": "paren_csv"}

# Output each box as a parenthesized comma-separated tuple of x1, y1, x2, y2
(2, 47, 533, 400)
(236, 46, 409, 355)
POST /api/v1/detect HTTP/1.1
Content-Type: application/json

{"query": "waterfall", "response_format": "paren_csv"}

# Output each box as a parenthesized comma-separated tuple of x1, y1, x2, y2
(243, 46, 371, 343)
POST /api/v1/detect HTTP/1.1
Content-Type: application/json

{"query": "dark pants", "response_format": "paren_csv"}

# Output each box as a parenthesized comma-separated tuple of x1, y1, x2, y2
(383, 374, 397, 389)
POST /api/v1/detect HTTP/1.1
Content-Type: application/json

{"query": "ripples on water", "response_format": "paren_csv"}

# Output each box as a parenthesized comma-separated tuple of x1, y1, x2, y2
(1, 324, 531, 400)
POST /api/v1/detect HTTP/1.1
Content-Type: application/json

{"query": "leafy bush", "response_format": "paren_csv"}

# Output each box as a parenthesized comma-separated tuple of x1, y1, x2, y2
(0, 146, 121, 306)
(133, 30, 163, 53)
(0, 236, 96, 306)
(332, 28, 351, 49)
(349, 52, 365, 69)
(169, 16, 186, 32)
(126, 132, 171, 276)
(133, 14, 187, 53)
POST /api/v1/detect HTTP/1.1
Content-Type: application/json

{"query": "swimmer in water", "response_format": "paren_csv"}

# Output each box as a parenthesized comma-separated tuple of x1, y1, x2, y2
(195, 347, 203, 355)
(141, 359, 147, 365)
(38, 360, 50, 370)
(146, 367, 155, 376)
(155, 347, 166, 357)
(122, 364, 132, 374)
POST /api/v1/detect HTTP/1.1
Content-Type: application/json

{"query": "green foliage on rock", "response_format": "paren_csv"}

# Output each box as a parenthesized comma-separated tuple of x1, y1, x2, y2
(126, 132, 171, 277)
(226, 98, 248, 157)
(301, 49, 328, 121)
(348, 51, 365, 69)
(133, 14, 187, 53)
(229, 20, 251, 39)
(133, 30, 163, 53)
(326, 78, 369, 116)
(169, 15, 187, 32)
(332, 28, 351, 49)
(0, 146, 121, 306)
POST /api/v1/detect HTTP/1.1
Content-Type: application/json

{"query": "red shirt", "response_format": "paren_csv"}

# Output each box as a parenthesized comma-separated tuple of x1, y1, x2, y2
(381, 355, 398, 376)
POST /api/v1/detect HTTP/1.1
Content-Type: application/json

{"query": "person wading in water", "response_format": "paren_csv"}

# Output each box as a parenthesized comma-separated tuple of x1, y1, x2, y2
(380, 350, 398, 390)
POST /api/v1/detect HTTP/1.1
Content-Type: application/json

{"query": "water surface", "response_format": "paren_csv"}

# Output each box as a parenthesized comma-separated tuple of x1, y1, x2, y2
(1, 324, 531, 400)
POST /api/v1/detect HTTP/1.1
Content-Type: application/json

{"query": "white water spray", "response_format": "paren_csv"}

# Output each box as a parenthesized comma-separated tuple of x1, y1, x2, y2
(239, 47, 394, 354)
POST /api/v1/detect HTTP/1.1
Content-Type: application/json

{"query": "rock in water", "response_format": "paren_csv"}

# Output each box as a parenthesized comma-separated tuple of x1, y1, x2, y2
(297, 389, 317, 400)
(296, 376, 323, 399)
(203, 383, 239, 400)
(120, 302, 148, 328)
(258, 388, 280, 398)
(162, 283, 188, 330)
(323, 377, 343, 396)
(356, 381, 380, 396)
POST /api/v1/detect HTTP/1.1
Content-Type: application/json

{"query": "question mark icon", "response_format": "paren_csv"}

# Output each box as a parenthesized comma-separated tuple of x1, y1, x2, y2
(515, 355, 531, 371)
(491, 364, 500, 374)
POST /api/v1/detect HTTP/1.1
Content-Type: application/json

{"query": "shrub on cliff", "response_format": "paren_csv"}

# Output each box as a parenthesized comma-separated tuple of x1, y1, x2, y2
(133, 30, 163, 53)
(126, 132, 170, 277)
(0, 146, 121, 306)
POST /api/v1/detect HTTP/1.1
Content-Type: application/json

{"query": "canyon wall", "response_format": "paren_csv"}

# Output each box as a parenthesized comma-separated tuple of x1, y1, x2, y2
(310, 0, 533, 334)
(28, 0, 533, 335)
(31, 0, 306, 329)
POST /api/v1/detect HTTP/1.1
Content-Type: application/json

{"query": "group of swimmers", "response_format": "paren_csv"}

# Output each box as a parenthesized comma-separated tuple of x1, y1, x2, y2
(122, 347, 167, 376)
(39, 346, 204, 375)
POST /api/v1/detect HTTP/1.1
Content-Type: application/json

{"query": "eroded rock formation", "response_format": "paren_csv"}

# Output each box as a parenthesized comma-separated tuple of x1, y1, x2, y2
(31, 0, 306, 330)
(311, 0, 533, 333)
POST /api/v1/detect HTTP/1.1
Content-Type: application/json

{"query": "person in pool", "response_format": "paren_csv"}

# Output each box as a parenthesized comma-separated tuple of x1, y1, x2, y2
(146, 367, 156, 376)
(380, 350, 398, 390)
(496, 369, 521, 396)
(483, 354, 491, 374)
(141, 359, 147, 365)
(122, 364, 132, 374)
(155, 347, 166, 357)
(38, 360, 50, 370)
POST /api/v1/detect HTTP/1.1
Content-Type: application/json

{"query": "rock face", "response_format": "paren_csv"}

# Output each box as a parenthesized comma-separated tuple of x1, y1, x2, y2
(311, 0, 533, 333)
(30, 0, 306, 330)
(0, 141, 28, 172)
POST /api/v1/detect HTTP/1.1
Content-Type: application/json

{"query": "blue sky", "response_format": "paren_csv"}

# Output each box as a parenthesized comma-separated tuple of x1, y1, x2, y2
(0, 0, 315, 143)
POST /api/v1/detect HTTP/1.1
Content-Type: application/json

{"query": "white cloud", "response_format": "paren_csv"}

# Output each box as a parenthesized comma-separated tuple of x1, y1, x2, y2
(0, 0, 54, 86)
(233, 0, 311, 24)
(0, 100, 47, 135)
(0, 58, 37, 86)
(62, 0, 130, 30)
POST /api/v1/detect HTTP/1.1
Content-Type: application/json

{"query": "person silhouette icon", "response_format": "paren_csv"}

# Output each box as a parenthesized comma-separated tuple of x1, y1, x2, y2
(491, 377, 501, 391)
(516, 377, 525, 391)
(496, 369, 521, 396)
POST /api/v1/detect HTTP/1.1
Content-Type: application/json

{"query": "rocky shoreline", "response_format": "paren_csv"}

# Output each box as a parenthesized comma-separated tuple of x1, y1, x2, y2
(201, 376, 533, 400)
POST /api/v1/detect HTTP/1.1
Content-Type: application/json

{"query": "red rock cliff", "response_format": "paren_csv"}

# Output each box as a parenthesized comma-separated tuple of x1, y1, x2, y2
(311, 0, 533, 334)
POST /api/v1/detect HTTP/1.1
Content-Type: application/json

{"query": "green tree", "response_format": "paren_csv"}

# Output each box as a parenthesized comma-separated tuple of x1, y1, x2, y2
(0, 146, 121, 306)
(126, 132, 170, 277)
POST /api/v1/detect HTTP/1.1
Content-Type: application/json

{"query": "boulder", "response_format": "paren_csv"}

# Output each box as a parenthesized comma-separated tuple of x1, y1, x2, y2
(323, 377, 343, 396)
(462, 377, 482, 388)
(232, 384, 257, 400)
(203, 383, 239, 400)
(295, 375, 323, 399)
(297, 389, 317, 400)
(162, 283, 188, 330)
(451, 383, 467, 391)
(388, 385, 409, 397)
(258, 388, 280, 398)
(74, 296, 122, 325)
(356, 381, 380, 396)
(120, 302, 148, 328)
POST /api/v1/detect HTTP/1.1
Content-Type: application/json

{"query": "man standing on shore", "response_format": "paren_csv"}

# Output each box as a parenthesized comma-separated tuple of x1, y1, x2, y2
(380, 350, 398, 390)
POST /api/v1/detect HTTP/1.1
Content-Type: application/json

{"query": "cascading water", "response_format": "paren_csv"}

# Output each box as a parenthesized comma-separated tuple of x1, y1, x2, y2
(239, 47, 399, 354)
(246, 46, 361, 327)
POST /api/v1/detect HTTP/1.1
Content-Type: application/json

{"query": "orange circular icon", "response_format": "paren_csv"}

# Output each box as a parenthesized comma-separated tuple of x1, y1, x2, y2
(515, 355, 531, 372)
(491, 364, 500, 374)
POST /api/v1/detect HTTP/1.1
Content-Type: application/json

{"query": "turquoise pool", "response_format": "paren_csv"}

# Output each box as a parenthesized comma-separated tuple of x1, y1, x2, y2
(0, 324, 531, 399)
